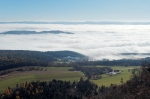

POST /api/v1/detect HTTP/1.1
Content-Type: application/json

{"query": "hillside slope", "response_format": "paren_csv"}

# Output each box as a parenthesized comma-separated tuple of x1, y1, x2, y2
(0, 50, 87, 71)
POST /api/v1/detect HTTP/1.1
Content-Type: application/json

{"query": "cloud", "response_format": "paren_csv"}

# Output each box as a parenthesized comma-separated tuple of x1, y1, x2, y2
(0, 24, 150, 60)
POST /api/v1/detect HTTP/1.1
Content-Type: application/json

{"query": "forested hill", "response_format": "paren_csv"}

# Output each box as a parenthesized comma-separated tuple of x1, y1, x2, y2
(45, 51, 85, 58)
(0, 50, 85, 59)
(0, 30, 73, 35)
(0, 50, 87, 71)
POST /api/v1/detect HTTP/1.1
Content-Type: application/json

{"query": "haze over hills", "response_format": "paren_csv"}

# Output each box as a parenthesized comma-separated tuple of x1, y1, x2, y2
(0, 24, 150, 60)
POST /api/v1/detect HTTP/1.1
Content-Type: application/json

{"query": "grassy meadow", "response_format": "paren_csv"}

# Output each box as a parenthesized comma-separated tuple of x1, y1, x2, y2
(92, 66, 140, 86)
(0, 67, 85, 91)
(0, 66, 140, 91)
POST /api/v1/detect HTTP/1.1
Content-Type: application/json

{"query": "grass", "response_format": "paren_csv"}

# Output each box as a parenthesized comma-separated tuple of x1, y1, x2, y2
(0, 67, 85, 91)
(46, 67, 72, 71)
(91, 66, 140, 87)
(0, 66, 140, 91)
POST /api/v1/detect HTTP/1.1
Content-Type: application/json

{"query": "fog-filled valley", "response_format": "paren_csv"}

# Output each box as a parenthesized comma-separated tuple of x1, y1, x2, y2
(0, 24, 150, 60)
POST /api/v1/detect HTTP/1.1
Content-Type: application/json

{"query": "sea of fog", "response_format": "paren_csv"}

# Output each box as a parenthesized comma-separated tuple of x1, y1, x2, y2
(0, 24, 150, 60)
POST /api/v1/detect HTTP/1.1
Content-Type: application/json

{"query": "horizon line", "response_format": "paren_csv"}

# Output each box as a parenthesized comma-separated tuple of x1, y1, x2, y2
(1, 21, 150, 25)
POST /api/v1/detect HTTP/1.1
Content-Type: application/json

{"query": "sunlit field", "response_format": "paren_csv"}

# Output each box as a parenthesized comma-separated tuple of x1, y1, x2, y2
(92, 66, 140, 86)
(0, 67, 85, 91)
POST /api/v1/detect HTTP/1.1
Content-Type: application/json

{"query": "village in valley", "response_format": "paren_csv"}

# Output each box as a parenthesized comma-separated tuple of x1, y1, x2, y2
(106, 70, 120, 75)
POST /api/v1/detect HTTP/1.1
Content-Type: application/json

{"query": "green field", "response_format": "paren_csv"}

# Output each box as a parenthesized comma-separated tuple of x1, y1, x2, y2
(0, 66, 140, 91)
(92, 66, 140, 86)
(0, 67, 85, 91)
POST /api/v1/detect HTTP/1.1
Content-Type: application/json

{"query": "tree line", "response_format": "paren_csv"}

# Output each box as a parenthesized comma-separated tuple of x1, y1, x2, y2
(69, 66, 112, 80)
(0, 78, 98, 99)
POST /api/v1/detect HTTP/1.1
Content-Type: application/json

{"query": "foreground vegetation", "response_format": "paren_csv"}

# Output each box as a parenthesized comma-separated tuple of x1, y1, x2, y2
(0, 78, 98, 99)
(0, 67, 85, 91)
(0, 65, 150, 99)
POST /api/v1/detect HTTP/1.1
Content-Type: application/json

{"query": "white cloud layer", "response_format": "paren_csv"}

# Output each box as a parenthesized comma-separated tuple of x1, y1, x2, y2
(0, 24, 150, 60)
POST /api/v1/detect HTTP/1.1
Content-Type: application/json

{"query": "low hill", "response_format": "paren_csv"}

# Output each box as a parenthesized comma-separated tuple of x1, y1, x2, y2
(0, 30, 73, 35)
(0, 50, 87, 71)
(45, 51, 85, 58)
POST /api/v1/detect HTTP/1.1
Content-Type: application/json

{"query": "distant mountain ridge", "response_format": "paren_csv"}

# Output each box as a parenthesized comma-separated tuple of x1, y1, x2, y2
(0, 50, 86, 59)
(1, 21, 150, 25)
(121, 53, 150, 55)
(0, 30, 73, 35)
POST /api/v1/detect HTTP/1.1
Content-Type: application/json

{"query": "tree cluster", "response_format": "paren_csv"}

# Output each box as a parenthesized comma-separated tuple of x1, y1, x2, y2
(0, 79, 98, 99)
(70, 66, 112, 80)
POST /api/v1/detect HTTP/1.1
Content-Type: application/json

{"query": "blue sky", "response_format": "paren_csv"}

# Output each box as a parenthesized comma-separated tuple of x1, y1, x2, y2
(0, 0, 150, 22)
